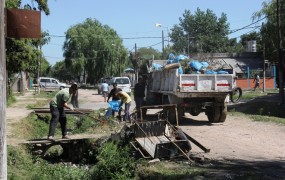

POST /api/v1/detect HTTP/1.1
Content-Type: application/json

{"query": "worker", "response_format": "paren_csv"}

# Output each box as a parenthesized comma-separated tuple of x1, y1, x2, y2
(253, 74, 261, 91)
(134, 76, 145, 118)
(70, 81, 79, 108)
(100, 80, 109, 102)
(115, 90, 132, 122)
(107, 82, 122, 118)
(47, 83, 77, 140)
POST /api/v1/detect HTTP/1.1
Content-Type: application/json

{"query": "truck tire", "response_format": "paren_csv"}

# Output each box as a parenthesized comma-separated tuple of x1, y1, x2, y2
(206, 106, 227, 123)
(230, 87, 242, 103)
(206, 106, 221, 123)
(219, 106, 227, 122)
(189, 107, 200, 116)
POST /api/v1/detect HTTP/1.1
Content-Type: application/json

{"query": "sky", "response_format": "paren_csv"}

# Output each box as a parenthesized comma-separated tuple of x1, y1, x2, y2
(21, 0, 267, 65)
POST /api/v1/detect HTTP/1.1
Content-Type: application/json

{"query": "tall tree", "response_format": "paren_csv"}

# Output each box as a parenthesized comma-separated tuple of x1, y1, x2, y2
(170, 8, 238, 54)
(253, 0, 285, 63)
(63, 18, 128, 83)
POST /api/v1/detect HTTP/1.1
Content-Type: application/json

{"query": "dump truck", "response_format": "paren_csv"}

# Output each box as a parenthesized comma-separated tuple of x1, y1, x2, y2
(145, 60, 237, 123)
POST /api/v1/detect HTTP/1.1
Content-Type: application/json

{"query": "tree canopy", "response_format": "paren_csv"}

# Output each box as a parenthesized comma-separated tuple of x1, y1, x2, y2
(63, 18, 128, 83)
(253, 0, 285, 63)
(170, 8, 242, 54)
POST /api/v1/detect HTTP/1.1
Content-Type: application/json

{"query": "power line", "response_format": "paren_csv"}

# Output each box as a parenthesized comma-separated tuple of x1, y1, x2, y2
(232, 26, 261, 39)
(229, 16, 266, 34)
(44, 15, 268, 51)
(49, 34, 163, 40)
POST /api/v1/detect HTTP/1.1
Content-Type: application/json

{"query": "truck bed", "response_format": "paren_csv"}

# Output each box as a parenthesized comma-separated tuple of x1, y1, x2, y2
(151, 69, 234, 94)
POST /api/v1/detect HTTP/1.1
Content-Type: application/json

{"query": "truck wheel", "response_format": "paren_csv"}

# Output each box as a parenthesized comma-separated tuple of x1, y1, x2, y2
(219, 106, 227, 122)
(230, 87, 242, 103)
(206, 106, 227, 123)
(189, 108, 200, 116)
(206, 107, 220, 123)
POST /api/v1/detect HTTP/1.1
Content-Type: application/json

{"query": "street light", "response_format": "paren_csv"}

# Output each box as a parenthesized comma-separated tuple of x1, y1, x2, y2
(155, 23, 170, 47)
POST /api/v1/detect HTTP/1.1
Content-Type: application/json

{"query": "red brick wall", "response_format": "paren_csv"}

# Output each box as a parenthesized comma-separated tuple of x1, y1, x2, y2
(236, 78, 275, 90)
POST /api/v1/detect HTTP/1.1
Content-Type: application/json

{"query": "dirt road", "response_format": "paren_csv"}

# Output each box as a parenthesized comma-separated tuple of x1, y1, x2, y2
(180, 114, 285, 162)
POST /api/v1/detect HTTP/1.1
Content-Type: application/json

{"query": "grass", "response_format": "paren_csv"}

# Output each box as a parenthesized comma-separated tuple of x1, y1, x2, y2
(7, 94, 16, 107)
(229, 110, 285, 125)
(240, 89, 278, 101)
(137, 161, 205, 179)
(12, 109, 118, 139)
(229, 90, 285, 125)
(26, 91, 57, 109)
(90, 142, 136, 179)
(8, 146, 90, 180)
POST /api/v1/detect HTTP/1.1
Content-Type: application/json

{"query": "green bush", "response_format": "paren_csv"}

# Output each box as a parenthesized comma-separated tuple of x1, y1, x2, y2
(90, 141, 136, 180)
(70, 115, 98, 134)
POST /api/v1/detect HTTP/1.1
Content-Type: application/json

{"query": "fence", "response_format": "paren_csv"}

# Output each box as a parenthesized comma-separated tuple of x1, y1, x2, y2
(236, 65, 277, 90)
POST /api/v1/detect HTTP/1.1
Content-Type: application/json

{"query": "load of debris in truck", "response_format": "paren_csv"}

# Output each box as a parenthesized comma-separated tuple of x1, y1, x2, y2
(149, 53, 233, 75)
(144, 53, 241, 123)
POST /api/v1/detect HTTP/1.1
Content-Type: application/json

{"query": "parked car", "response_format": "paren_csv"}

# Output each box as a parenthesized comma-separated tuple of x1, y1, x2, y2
(97, 77, 111, 94)
(109, 77, 132, 95)
(38, 77, 67, 90)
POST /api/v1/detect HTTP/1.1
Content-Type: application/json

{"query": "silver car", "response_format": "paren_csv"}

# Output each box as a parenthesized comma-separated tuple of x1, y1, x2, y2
(38, 77, 67, 90)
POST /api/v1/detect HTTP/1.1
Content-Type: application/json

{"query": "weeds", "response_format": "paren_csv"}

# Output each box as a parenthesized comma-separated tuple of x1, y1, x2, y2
(13, 111, 109, 139)
(249, 115, 285, 125)
(240, 89, 278, 101)
(137, 161, 205, 179)
(8, 146, 90, 180)
(229, 113, 285, 125)
(7, 94, 16, 107)
(90, 141, 136, 179)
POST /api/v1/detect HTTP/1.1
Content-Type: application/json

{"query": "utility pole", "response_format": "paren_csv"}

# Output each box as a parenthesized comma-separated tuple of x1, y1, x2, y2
(135, 43, 138, 82)
(263, 44, 266, 93)
(187, 34, 190, 57)
(0, 0, 8, 178)
(161, 30, 165, 59)
(277, 0, 284, 105)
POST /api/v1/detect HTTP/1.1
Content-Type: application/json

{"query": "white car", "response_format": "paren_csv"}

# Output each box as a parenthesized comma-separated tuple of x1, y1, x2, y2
(109, 77, 132, 95)
(38, 77, 67, 90)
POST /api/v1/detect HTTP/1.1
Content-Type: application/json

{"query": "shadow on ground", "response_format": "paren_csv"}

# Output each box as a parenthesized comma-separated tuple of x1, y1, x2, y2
(228, 94, 285, 118)
(198, 158, 285, 180)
